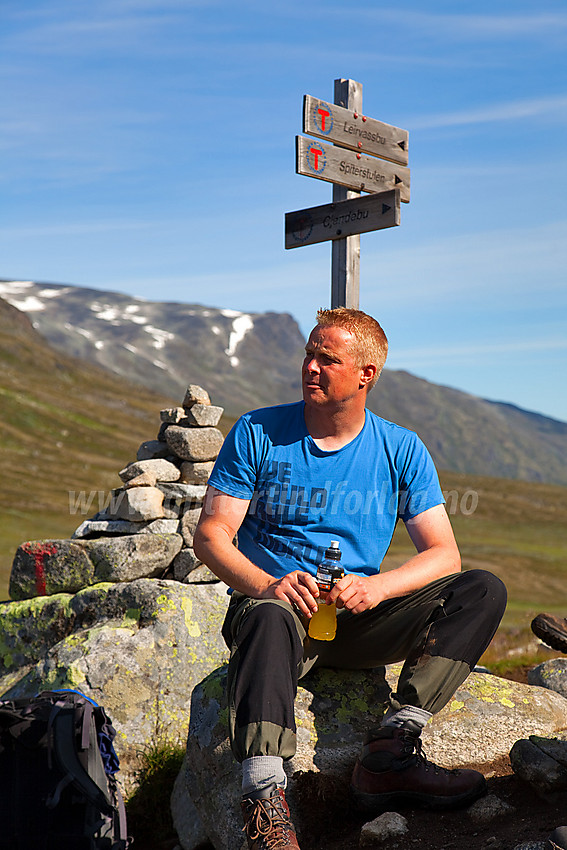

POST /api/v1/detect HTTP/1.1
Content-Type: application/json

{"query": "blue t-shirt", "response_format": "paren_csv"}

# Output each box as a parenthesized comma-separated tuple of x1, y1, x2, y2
(208, 401, 444, 580)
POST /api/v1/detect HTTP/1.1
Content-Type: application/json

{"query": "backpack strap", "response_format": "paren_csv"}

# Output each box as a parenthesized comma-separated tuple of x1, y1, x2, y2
(111, 781, 132, 849)
(46, 706, 113, 815)
(80, 701, 94, 750)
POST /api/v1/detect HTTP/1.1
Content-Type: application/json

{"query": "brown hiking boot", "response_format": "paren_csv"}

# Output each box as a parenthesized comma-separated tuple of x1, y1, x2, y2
(531, 614, 567, 653)
(241, 784, 300, 849)
(350, 726, 487, 811)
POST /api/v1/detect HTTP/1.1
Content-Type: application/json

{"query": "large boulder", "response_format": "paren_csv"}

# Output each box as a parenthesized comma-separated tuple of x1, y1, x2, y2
(9, 539, 95, 599)
(421, 670, 567, 767)
(86, 534, 183, 582)
(529, 659, 567, 700)
(9, 534, 183, 599)
(510, 732, 567, 795)
(172, 665, 567, 850)
(0, 578, 230, 792)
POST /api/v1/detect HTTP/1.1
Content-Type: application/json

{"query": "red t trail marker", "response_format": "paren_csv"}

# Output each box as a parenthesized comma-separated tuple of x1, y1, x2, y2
(21, 540, 58, 596)
(316, 106, 331, 133)
(296, 135, 410, 202)
(303, 94, 409, 166)
(285, 78, 410, 309)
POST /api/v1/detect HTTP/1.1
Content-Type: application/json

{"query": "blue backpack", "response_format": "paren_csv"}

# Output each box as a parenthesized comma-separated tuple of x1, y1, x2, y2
(0, 689, 131, 849)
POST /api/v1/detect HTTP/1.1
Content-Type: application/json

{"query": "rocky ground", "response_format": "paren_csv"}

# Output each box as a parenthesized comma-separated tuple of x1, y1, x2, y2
(292, 754, 564, 850)
(143, 754, 565, 850)
(290, 663, 564, 850)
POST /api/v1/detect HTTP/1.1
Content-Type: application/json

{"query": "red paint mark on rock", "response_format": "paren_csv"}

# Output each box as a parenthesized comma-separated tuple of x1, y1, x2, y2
(22, 542, 58, 596)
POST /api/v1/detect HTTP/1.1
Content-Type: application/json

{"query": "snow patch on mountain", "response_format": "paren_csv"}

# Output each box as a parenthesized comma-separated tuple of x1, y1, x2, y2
(90, 303, 122, 323)
(144, 325, 175, 350)
(9, 296, 46, 312)
(38, 287, 70, 298)
(90, 301, 149, 326)
(123, 304, 148, 324)
(225, 314, 253, 367)
(75, 328, 93, 339)
(0, 281, 70, 313)
(0, 281, 45, 312)
(0, 280, 34, 297)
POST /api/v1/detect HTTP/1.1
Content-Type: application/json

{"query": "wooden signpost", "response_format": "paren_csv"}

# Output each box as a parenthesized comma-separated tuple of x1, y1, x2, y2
(296, 135, 410, 202)
(285, 189, 400, 249)
(285, 78, 410, 309)
(303, 94, 409, 166)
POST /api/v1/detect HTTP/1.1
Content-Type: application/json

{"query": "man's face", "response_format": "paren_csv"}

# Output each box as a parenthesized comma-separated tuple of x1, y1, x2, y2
(302, 324, 366, 408)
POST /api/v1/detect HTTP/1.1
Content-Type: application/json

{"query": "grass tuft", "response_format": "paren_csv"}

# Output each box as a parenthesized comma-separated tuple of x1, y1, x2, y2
(126, 733, 186, 850)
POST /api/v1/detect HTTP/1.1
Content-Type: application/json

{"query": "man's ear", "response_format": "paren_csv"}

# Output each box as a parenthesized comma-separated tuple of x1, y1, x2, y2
(359, 364, 377, 388)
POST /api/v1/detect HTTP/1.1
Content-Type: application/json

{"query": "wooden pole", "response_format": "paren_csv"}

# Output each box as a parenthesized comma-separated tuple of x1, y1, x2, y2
(331, 78, 362, 309)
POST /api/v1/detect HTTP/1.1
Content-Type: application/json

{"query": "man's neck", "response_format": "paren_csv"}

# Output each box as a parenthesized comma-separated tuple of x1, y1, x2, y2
(304, 402, 367, 451)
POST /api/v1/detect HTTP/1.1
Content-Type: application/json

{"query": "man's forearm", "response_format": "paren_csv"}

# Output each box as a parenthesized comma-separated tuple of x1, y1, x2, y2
(329, 541, 460, 615)
(193, 525, 274, 598)
(373, 543, 461, 602)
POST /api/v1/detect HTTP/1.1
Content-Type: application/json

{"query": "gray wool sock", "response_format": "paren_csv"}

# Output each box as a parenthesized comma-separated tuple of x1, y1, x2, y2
(381, 705, 432, 730)
(241, 756, 287, 796)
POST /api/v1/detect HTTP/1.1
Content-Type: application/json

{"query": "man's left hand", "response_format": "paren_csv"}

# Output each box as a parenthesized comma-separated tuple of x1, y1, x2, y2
(326, 574, 382, 615)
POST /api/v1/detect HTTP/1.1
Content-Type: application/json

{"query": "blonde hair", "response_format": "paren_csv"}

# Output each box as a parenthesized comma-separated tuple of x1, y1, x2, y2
(315, 307, 388, 390)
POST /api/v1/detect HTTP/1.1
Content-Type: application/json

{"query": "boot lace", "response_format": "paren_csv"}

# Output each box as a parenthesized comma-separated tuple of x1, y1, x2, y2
(399, 730, 460, 776)
(243, 793, 295, 849)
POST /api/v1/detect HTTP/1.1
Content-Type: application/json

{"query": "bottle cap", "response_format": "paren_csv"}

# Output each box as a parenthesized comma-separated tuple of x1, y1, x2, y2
(324, 540, 342, 560)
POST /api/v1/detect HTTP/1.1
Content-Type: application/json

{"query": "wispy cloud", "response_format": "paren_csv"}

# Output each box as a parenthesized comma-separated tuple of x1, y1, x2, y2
(0, 219, 157, 238)
(409, 10, 567, 39)
(359, 219, 567, 312)
(325, 7, 567, 40)
(0, 2, 194, 58)
(390, 338, 567, 365)
(410, 94, 567, 130)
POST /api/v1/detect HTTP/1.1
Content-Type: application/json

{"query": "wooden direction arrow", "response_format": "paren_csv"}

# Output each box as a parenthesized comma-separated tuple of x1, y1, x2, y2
(303, 94, 409, 166)
(285, 189, 400, 249)
(296, 136, 410, 202)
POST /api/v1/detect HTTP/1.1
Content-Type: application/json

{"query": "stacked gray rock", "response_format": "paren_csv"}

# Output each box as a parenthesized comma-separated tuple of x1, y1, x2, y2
(10, 385, 224, 599)
(74, 382, 223, 584)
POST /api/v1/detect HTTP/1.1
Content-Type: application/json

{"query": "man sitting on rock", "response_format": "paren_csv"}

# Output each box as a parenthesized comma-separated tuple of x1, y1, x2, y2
(194, 307, 507, 850)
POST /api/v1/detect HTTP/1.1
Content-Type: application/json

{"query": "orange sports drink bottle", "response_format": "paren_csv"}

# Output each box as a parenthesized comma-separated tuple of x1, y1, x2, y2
(308, 541, 344, 641)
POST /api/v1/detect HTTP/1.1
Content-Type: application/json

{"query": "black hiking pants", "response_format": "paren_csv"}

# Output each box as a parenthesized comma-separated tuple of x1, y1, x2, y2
(221, 569, 507, 762)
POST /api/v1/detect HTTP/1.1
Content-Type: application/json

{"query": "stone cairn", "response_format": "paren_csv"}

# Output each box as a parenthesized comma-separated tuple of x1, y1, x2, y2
(9, 384, 225, 599)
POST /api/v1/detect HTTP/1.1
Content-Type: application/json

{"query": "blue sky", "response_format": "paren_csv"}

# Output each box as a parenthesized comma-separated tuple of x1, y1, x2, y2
(1, 1, 566, 421)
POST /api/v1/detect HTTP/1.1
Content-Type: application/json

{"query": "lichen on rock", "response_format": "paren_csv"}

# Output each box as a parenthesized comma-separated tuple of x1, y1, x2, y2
(0, 578, 230, 792)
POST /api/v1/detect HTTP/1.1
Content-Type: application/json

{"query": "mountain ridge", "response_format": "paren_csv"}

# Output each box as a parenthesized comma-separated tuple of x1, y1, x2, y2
(1, 279, 565, 487)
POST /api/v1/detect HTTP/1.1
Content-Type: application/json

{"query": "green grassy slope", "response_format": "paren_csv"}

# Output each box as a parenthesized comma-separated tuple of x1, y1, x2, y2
(0, 298, 182, 598)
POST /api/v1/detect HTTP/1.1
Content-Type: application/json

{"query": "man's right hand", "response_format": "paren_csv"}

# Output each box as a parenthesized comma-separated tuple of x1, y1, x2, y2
(261, 571, 320, 618)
